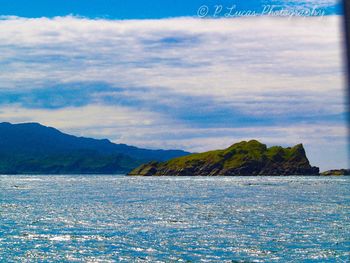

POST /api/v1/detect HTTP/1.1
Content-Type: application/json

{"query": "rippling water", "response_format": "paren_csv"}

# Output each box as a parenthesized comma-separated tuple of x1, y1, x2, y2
(0, 175, 349, 262)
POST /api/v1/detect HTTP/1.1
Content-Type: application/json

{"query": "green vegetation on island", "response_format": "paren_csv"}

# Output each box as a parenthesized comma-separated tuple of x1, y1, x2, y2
(129, 140, 320, 176)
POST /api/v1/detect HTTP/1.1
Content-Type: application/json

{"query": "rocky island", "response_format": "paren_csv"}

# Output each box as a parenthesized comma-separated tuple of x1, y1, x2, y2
(128, 140, 320, 176)
(321, 169, 350, 176)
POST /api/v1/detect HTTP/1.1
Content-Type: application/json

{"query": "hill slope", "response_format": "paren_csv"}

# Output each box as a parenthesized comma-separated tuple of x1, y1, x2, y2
(0, 122, 189, 174)
(129, 140, 320, 176)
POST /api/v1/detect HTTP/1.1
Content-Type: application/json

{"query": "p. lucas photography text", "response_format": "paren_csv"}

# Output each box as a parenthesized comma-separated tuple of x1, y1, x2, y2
(197, 5, 326, 18)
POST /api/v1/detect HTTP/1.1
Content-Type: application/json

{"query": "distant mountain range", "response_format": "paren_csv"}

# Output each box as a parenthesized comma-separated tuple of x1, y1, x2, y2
(0, 122, 190, 174)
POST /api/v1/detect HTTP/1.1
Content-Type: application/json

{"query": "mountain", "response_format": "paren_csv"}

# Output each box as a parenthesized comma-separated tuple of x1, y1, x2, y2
(129, 140, 320, 176)
(321, 169, 350, 176)
(0, 122, 190, 174)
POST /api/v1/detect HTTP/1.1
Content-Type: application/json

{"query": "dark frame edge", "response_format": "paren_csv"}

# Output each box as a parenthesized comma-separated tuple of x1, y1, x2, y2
(343, 0, 350, 168)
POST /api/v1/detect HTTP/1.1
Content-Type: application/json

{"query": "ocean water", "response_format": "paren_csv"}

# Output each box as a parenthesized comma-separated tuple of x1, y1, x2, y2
(0, 175, 349, 262)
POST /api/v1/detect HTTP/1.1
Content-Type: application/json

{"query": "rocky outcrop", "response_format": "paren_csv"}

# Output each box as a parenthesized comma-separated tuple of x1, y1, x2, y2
(321, 169, 350, 176)
(129, 140, 320, 176)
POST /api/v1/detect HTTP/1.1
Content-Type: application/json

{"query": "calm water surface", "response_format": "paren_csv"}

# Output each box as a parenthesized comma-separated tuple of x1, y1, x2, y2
(0, 175, 349, 262)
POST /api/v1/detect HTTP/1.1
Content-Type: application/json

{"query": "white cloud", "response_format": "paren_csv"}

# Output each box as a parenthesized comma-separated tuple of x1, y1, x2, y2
(0, 16, 344, 96)
(0, 104, 169, 136)
(0, 15, 347, 170)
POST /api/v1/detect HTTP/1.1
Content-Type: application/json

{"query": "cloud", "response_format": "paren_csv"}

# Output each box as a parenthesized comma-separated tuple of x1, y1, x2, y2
(0, 104, 172, 140)
(0, 15, 347, 170)
(0, 16, 345, 117)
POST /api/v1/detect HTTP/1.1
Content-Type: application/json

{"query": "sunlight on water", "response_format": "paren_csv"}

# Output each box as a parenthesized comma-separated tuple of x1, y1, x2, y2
(0, 175, 349, 262)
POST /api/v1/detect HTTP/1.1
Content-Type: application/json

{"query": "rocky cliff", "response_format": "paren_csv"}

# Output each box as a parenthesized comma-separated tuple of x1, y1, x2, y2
(129, 140, 320, 176)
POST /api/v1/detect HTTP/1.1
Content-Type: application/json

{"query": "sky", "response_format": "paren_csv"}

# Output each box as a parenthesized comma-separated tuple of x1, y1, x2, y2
(0, 0, 348, 171)
(0, 0, 343, 19)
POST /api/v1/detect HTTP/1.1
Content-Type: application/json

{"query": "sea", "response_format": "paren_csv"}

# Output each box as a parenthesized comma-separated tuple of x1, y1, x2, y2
(0, 175, 349, 262)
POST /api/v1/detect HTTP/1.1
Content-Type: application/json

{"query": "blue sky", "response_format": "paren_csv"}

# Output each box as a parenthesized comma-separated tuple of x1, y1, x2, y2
(0, 0, 348, 170)
(0, 0, 342, 19)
